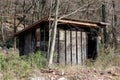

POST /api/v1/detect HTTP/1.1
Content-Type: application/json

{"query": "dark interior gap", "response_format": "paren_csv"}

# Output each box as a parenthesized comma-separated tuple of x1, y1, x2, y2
(87, 33, 98, 60)
(43, 27, 46, 52)
(39, 28, 41, 50)
(70, 30, 72, 65)
(57, 29, 60, 63)
(76, 30, 78, 65)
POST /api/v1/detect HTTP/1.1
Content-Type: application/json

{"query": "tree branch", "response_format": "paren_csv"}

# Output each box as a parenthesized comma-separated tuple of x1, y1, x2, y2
(59, 1, 95, 19)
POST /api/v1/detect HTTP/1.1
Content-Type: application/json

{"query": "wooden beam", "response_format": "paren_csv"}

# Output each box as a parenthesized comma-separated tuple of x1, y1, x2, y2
(50, 18, 99, 28)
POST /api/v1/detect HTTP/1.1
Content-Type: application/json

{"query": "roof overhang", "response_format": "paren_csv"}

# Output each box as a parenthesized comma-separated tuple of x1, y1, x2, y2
(14, 18, 108, 36)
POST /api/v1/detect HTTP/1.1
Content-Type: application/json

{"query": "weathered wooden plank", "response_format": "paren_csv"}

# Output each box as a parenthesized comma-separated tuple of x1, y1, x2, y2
(77, 31, 82, 65)
(72, 31, 76, 65)
(59, 29, 65, 66)
(82, 32, 87, 64)
(66, 30, 71, 65)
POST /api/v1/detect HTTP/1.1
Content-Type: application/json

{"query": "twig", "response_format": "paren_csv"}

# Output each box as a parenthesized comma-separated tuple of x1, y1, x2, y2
(59, 1, 95, 19)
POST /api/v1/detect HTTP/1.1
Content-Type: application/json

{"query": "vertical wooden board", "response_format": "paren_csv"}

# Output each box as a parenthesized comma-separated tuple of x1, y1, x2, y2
(77, 31, 82, 65)
(82, 32, 87, 64)
(66, 30, 71, 65)
(24, 33, 31, 55)
(72, 31, 76, 65)
(59, 30, 65, 66)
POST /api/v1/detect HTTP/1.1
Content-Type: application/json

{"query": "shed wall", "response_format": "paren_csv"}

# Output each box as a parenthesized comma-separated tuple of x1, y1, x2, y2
(57, 29, 87, 65)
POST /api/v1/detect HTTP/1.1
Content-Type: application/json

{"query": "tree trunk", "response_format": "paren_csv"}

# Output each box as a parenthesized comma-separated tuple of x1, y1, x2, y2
(112, 1, 117, 49)
(14, 0, 17, 50)
(102, 4, 108, 47)
(0, 20, 5, 43)
(47, 0, 53, 60)
(48, 0, 59, 67)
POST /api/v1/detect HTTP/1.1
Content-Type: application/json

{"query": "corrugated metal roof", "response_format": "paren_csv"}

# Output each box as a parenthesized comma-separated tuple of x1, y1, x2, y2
(14, 18, 107, 36)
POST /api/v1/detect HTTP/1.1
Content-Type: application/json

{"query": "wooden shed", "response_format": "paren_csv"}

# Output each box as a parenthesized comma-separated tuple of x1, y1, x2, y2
(15, 18, 107, 65)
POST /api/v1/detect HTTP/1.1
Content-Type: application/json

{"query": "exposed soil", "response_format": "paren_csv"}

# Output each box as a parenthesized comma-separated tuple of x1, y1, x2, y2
(27, 66, 120, 80)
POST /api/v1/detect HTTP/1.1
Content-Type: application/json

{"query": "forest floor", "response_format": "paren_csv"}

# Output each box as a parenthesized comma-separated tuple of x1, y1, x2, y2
(27, 66, 120, 80)
(2, 66, 120, 80)
(0, 47, 120, 80)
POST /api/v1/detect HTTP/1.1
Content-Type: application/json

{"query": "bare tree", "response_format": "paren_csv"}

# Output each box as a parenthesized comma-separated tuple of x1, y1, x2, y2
(48, 0, 60, 67)
(112, 1, 117, 48)
(13, 0, 17, 50)
(48, 0, 53, 60)
(0, 14, 5, 43)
